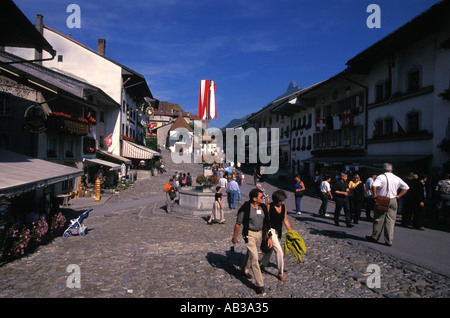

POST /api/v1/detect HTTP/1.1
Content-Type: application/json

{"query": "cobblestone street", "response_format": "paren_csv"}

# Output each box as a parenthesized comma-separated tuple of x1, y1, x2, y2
(0, 151, 449, 299)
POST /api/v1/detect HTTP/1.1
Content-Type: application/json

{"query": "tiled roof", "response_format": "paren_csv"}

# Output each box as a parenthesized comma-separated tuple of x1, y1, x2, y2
(169, 115, 193, 132)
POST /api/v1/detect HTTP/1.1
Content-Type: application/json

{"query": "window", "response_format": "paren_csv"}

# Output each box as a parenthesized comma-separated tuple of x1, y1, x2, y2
(315, 107, 321, 119)
(351, 93, 364, 113)
(325, 132, 331, 148)
(57, 55, 63, 62)
(47, 137, 58, 158)
(338, 100, 345, 114)
(83, 137, 96, 155)
(375, 119, 383, 136)
(0, 132, 9, 149)
(351, 126, 365, 146)
(313, 133, 319, 149)
(64, 138, 75, 159)
(408, 67, 421, 92)
(376, 82, 384, 102)
(324, 105, 331, 117)
(385, 117, 393, 136)
(384, 81, 392, 99)
(331, 103, 338, 116)
(343, 128, 351, 146)
(358, 126, 364, 145)
(0, 92, 12, 117)
(407, 111, 420, 133)
(337, 130, 343, 147)
(331, 131, 337, 147)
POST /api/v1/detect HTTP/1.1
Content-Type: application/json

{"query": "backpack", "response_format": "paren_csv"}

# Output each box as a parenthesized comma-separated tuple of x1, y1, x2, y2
(169, 187, 176, 199)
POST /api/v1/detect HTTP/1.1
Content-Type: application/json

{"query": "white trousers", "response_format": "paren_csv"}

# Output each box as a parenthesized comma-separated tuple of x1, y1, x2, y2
(261, 228, 284, 275)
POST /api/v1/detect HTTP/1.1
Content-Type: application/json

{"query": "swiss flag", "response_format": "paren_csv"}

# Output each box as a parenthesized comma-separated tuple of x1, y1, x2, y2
(315, 118, 327, 131)
(341, 113, 354, 129)
(104, 133, 113, 148)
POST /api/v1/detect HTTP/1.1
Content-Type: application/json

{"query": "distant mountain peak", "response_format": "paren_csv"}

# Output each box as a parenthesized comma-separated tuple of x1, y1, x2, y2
(275, 81, 301, 100)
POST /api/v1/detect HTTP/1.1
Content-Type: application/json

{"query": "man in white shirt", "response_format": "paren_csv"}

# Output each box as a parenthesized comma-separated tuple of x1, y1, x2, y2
(318, 175, 332, 217)
(366, 163, 409, 246)
(219, 174, 228, 190)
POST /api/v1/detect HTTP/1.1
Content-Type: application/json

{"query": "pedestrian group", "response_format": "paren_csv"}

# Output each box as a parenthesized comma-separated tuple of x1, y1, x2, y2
(164, 162, 449, 295)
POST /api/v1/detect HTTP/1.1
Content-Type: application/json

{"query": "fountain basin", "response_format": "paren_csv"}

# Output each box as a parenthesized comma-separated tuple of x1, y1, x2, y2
(171, 186, 242, 216)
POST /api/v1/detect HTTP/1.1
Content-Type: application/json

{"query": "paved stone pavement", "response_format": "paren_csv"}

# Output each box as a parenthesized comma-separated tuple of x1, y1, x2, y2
(0, 150, 449, 299)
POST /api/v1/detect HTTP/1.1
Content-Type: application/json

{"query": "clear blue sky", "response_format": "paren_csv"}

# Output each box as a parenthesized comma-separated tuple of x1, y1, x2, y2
(15, 0, 441, 128)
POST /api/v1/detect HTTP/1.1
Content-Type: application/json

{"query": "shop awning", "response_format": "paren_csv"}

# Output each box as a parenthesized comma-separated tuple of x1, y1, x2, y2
(121, 140, 160, 160)
(0, 148, 84, 197)
(83, 158, 121, 171)
(96, 149, 131, 165)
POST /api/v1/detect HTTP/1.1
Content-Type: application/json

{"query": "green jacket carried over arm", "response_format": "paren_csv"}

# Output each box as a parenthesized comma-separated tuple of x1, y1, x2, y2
(284, 230, 307, 263)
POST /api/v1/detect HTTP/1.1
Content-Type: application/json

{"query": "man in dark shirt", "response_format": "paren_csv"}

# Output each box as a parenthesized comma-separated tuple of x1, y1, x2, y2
(333, 173, 353, 228)
(232, 188, 272, 295)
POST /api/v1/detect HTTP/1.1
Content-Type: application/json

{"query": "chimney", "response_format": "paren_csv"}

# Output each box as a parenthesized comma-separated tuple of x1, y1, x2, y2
(35, 14, 44, 63)
(97, 38, 106, 55)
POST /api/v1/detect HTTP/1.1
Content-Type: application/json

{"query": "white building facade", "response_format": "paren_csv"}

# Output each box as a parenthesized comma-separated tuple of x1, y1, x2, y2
(346, 0, 450, 175)
(6, 20, 154, 158)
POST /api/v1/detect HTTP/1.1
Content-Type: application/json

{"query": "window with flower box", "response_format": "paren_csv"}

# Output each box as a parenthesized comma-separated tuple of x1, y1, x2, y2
(83, 137, 96, 155)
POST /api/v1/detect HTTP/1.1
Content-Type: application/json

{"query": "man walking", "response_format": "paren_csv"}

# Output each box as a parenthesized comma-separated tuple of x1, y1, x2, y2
(164, 178, 176, 213)
(366, 163, 409, 246)
(333, 173, 352, 227)
(227, 177, 240, 209)
(232, 188, 272, 295)
(236, 173, 242, 201)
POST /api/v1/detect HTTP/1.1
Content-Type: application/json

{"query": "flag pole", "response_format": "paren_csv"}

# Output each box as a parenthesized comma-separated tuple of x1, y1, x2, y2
(205, 81, 210, 147)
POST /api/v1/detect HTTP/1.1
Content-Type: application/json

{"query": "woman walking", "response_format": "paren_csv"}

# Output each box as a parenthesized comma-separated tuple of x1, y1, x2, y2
(261, 190, 292, 281)
(207, 186, 225, 224)
(294, 175, 306, 215)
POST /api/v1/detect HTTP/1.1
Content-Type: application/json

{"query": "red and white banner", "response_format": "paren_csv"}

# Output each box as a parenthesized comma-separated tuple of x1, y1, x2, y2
(104, 133, 113, 148)
(198, 79, 217, 120)
(341, 113, 354, 129)
(315, 118, 327, 131)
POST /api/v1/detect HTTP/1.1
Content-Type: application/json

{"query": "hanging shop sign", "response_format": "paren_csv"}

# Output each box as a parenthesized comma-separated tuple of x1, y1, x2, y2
(23, 104, 47, 133)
